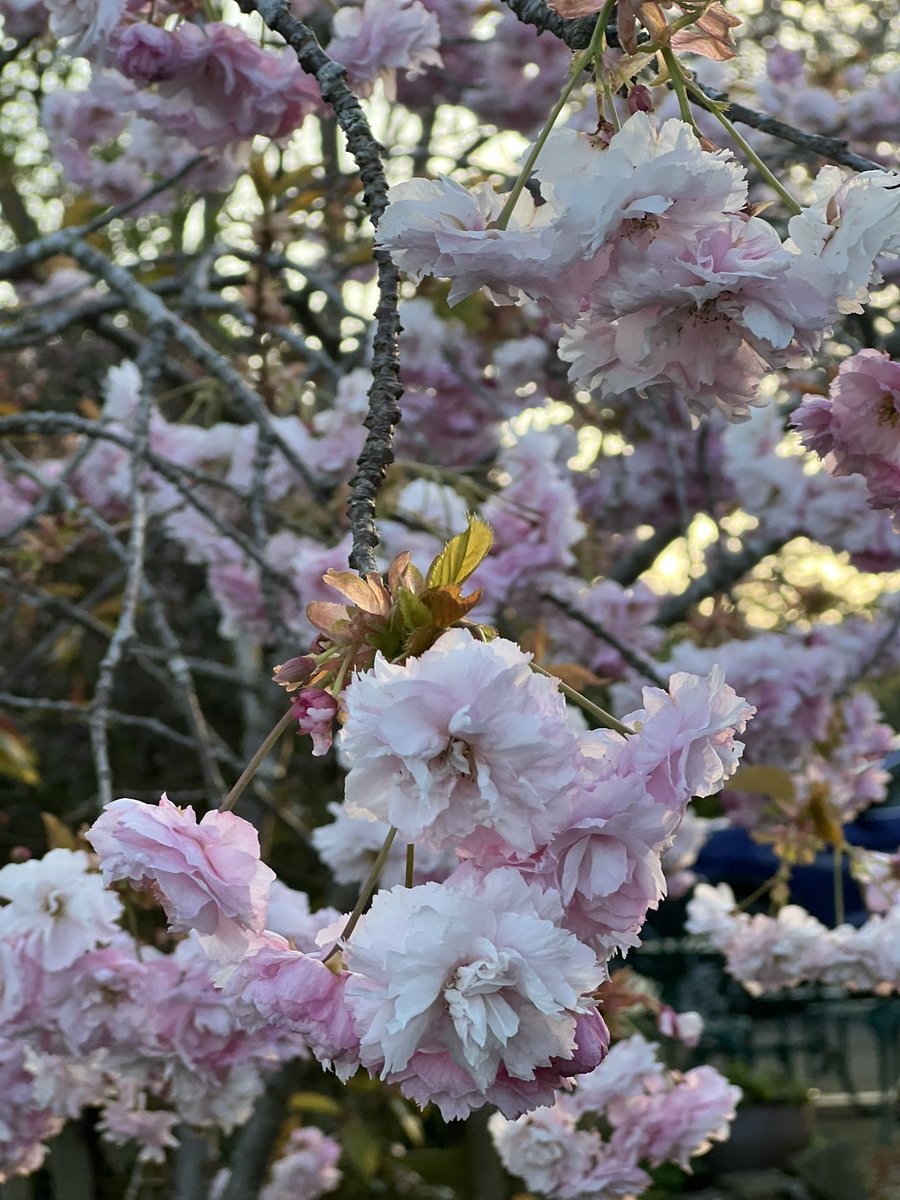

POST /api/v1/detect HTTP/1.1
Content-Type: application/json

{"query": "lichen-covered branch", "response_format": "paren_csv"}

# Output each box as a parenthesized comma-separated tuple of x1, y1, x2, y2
(243, 0, 403, 576)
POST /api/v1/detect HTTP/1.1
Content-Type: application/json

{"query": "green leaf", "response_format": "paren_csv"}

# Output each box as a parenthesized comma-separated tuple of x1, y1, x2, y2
(729, 764, 796, 804)
(289, 1092, 342, 1117)
(341, 1117, 381, 1179)
(426, 515, 493, 589)
(397, 586, 433, 630)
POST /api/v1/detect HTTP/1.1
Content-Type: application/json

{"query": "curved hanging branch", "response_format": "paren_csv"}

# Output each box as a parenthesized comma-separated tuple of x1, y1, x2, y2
(242, 0, 404, 577)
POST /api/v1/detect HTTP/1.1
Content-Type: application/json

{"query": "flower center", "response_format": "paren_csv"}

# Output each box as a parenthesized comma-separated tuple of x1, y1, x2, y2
(443, 737, 474, 777)
(877, 391, 899, 427)
(443, 952, 520, 1074)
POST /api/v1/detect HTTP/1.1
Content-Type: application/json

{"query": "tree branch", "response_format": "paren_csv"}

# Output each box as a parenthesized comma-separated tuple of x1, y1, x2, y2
(500, 0, 887, 174)
(242, 0, 403, 576)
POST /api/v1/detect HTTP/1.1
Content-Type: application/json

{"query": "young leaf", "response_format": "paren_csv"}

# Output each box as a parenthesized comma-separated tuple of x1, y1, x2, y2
(426, 515, 493, 589)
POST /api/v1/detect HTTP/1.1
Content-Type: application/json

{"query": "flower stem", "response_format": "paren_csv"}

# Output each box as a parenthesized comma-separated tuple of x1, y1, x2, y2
(325, 825, 398, 961)
(833, 841, 846, 926)
(661, 48, 697, 130)
(682, 77, 802, 215)
(496, 2, 612, 231)
(220, 708, 295, 813)
(405, 843, 415, 888)
(530, 662, 634, 736)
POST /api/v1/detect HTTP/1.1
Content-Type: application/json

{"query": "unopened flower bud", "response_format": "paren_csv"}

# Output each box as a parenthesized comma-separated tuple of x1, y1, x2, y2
(273, 656, 317, 691)
(292, 688, 339, 757)
(627, 84, 654, 115)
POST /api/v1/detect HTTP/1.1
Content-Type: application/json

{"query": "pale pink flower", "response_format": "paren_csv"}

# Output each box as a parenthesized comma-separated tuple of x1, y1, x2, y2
(44, 0, 126, 56)
(793, 349, 900, 517)
(568, 1034, 664, 1117)
(0, 1039, 62, 1182)
(726, 906, 828, 995)
(609, 1066, 741, 1169)
(329, 0, 441, 100)
(115, 22, 202, 82)
(851, 908, 900, 991)
(657, 1007, 704, 1048)
(0, 849, 123, 971)
(787, 166, 900, 316)
(340, 629, 579, 853)
(86, 795, 275, 960)
(376, 174, 590, 311)
(541, 765, 671, 956)
(133, 22, 322, 149)
(851, 849, 900, 915)
(259, 1126, 342, 1200)
(618, 667, 755, 808)
(488, 1105, 602, 1199)
(343, 867, 602, 1116)
(97, 1094, 179, 1164)
(684, 882, 740, 947)
(559, 215, 821, 420)
(218, 937, 361, 1081)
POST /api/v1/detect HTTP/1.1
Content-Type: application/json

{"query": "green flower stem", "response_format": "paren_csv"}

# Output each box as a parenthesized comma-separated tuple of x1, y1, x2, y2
(661, 47, 697, 130)
(329, 649, 355, 697)
(833, 841, 846, 926)
(496, 0, 613, 231)
(325, 826, 398, 961)
(531, 662, 634, 736)
(682, 76, 802, 215)
(734, 863, 790, 913)
(220, 708, 295, 813)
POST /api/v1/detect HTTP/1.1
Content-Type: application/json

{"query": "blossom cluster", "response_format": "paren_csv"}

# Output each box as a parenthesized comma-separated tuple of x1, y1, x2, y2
(73, 630, 753, 1127)
(490, 1033, 741, 1199)
(376, 113, 900, 420)
(687, 882, 900, 997)
(630, 628, 896, 859)
(0, 848, 326, 1180)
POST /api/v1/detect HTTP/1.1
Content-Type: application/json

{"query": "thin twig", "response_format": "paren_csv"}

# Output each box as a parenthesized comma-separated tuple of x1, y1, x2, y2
(539, 590, 666, 687)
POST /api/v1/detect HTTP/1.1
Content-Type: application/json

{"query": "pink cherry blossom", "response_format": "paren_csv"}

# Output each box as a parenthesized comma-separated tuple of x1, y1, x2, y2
(0, 849, 123, 971)
(793, 348, 900, 518)
(339, 628, 579, 853)
(541, 766, 671, 956)
(217, 937, 361, 1082)
(617, 667, 755, 808)
(259, 1126, 342, 1200)
(0, 1038, 62, 1183)
(328, 0, 442, 100)
(786, 166, 900, 316)
(343, 867, 603, 1117)
(86, 795, 275, 960)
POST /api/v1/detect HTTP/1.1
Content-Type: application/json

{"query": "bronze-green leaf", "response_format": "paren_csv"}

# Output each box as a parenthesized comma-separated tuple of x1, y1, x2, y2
(426, 515, 493, 589)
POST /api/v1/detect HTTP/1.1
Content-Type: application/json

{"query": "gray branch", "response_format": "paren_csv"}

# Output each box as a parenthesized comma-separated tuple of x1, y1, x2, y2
(243, 0, 403, 576)
(654, 535, 786, 626)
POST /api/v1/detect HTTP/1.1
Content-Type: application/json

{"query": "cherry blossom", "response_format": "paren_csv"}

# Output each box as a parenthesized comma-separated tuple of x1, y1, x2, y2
(339, 629, 580, 853)
(343, 867, 604, 1118)
(86, 795, 275, 960)
(0, 849, 123, 971)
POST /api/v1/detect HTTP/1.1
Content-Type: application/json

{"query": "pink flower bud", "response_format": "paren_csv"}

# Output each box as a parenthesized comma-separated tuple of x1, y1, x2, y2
(627, 84, 654, 115)
(292, 688, 338, 757)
